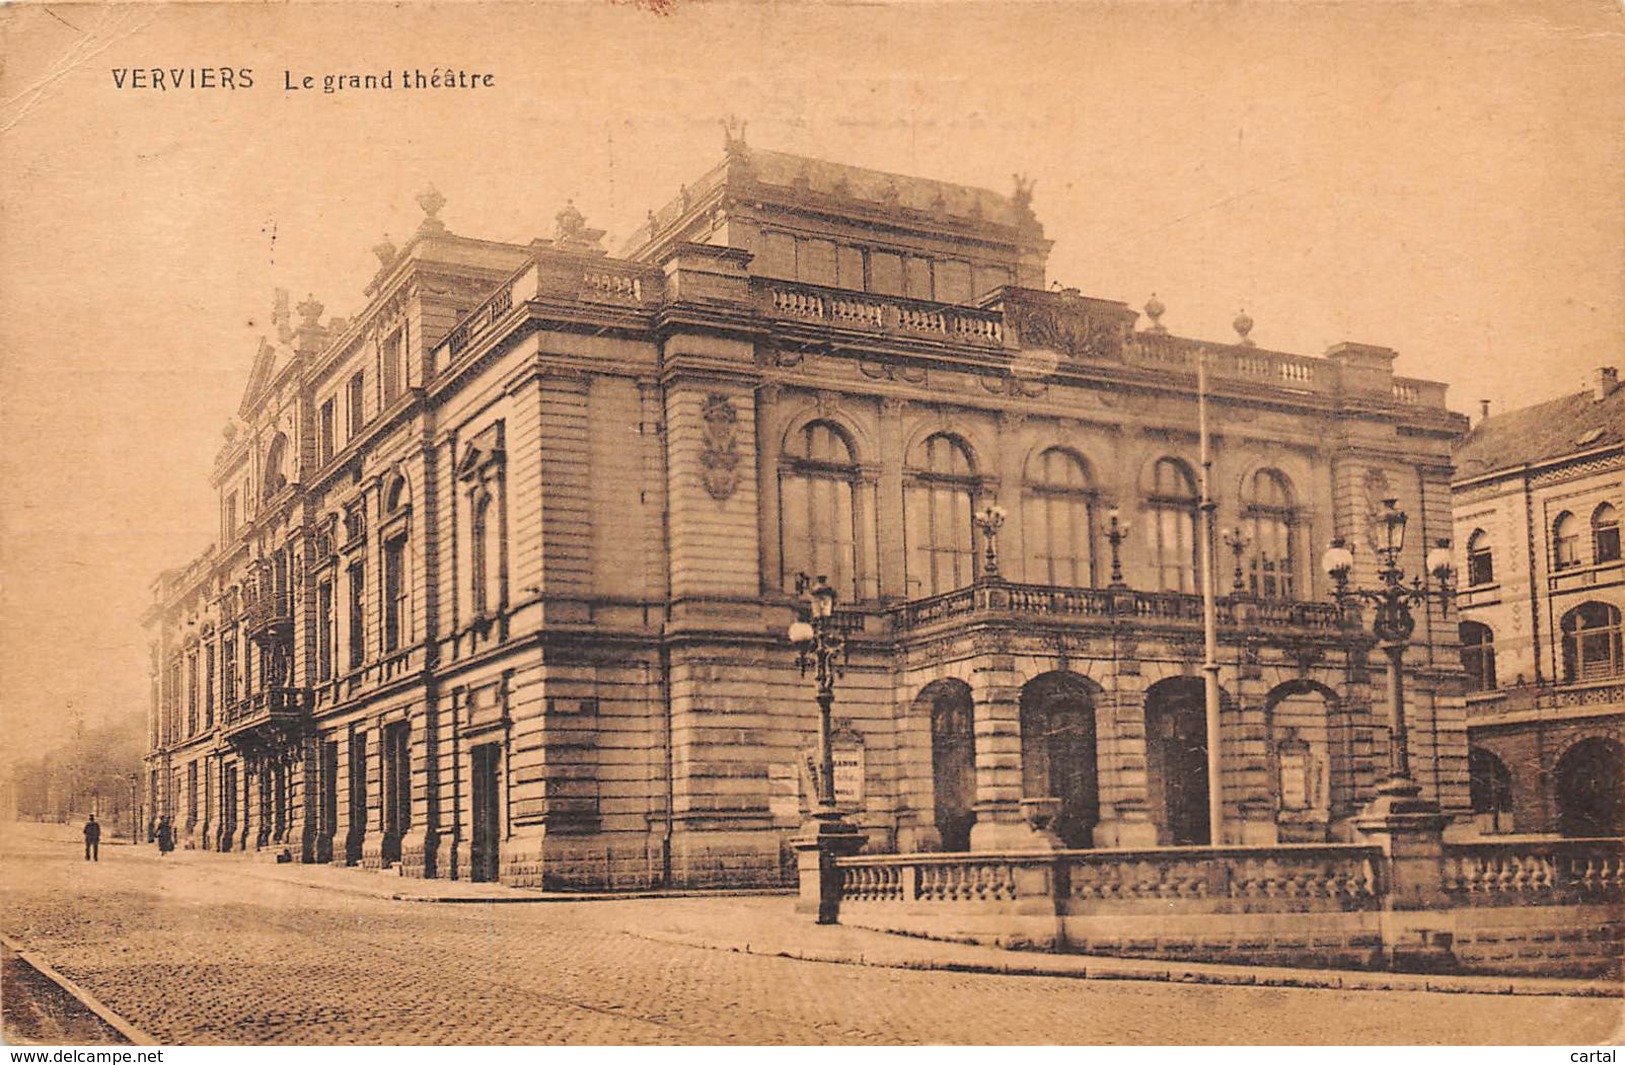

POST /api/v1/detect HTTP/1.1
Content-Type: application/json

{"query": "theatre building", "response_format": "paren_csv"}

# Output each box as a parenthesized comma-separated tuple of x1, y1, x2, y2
(1452, 370, 1624, 837)
(144, 135, 1471, 889)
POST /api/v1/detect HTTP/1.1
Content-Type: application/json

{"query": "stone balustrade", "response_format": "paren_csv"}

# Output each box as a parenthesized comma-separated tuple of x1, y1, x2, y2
(1442, 838, 1625, 904)
(760, 280, 1005, 347)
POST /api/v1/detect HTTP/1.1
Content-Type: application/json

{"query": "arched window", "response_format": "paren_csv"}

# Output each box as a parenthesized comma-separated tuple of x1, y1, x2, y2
(1459, 620, 1497, 692)
(1593, 503, 1621, 564)
(1561, 602, 1623, 681)
(1466, 529, 1495, 587)
(1553, 511, 1580, 570)
(1023, 447, 1094, 587)
(905, 434, 979, 597)
(1244, 469, 1298, 599)
(1149, 458, 1198, 593)
(1468, 748, 1514, 833)
(262, 434, 289, 498)
(781, 421, 859, 599)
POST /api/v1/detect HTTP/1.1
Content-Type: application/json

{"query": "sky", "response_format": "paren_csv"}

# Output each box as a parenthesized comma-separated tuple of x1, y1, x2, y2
(1, 0, 1622, 755)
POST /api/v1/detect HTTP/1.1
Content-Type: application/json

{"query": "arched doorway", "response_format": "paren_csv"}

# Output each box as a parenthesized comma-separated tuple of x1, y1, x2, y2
(1145, 677, 1210, 846)
(920, 679, 976, 851)
(1555, 737, 1624, 838)
(1019, 672, 1099, 848)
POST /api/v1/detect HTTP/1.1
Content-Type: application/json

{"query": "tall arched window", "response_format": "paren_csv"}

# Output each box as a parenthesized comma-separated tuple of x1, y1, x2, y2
(1466, 529, 1495, 586)
(1459, 620, 1497, 692)
(905, 434, 978, 597)
(1553, 511, 1580, 570)
(1593, 503, 1621, 564)
(1244, 469, 1298, 599)
(1149, 458, 1198, 593)
(1023, 447, 1094, 587)
(781, 421, 859, 599)
(1468, 748, 1514, 833)
(1562, 602, 1623, 681)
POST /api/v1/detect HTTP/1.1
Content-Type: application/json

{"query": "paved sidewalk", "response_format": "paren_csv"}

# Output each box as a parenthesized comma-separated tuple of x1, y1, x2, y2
(155, 843, 1622, 1000)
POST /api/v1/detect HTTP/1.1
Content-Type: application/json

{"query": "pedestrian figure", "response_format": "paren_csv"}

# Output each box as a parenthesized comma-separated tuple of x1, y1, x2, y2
(83, 814, 100, 862)
(156, 817, 174, 856)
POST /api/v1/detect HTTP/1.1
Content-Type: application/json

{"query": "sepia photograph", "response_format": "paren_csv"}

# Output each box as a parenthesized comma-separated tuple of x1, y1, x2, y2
(0, 0, 1622, 1048)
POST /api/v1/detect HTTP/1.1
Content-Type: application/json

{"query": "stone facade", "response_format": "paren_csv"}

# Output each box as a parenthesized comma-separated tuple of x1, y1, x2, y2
(144, 139, 1471, 889)
(1451, 369, 1625, 837)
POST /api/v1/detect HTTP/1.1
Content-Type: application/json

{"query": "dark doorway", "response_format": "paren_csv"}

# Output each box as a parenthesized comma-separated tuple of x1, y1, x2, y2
(1469, 747, 1515, 834)
(1555, 737, 1624, 838)
(471, 743, 503, 883)
(1145, 677, 1210, 846)
(382, 722, 411, 866)
(220, 764, 238, 852)
(1020, 672, 1099, 848)
(346, 731, 367, 866)
(318, 740, 339, 863)
(923, 680, 975, 851)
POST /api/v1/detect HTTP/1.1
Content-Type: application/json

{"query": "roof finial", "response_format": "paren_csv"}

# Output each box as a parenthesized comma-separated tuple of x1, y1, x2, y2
(721, 115, 748, 158)
(1233, 308, 1255, 347)
(373, 234, 398, 269)
(416, 184, 447, 233)
(1144, 293, 1167, 334)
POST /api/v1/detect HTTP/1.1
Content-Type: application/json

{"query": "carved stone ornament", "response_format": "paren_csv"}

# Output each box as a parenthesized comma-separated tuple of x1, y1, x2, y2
(1360, 467, 1393, 552)
(1007, 298, 1125, 363)
(699, 394, 741, 501)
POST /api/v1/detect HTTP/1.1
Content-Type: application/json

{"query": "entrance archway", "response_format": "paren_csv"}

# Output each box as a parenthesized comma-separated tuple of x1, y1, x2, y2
(1019, 672, 1099, 848)
(1555, 737, 1624, 838)
(920, 679, 976, 851)
(1145, 676, 1210, 846)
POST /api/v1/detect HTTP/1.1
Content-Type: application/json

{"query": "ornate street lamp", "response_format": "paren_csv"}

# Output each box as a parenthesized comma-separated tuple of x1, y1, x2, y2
(973, 502, 1008, 578)
(789, 573, 846, 820)
(1321, 499, 1455, 792)
(1222, 526, 1251, 594)
(1106, 507, 1130, 588)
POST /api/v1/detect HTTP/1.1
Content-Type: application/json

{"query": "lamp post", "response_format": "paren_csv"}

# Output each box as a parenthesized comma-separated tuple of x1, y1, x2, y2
(789, 572, 864, 924)
(1321, 499, 1455, 794)
(128, 773, 139, 844)
(1222, 526, 1251, 594)
(789, 573, 846, 820)
(1105, 507, 1130, 588)
(973, 502, 1008, 579)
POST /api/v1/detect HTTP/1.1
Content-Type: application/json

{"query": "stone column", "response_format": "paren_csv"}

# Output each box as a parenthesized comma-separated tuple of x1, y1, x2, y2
(967, 646, 1042, 851)
(1355, 785, 1456, 972)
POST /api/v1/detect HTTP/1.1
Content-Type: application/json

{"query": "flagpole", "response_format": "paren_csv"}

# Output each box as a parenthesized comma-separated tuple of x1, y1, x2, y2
(1198, 345, 1224, 846)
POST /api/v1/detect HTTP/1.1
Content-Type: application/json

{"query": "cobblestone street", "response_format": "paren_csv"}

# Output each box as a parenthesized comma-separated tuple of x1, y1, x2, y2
(1, 824, 1618, 1045)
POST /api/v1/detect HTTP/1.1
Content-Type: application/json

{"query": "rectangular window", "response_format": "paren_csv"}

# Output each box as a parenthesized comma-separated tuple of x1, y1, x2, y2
(836, 246, 865, 291)
(348, 561, 366, 669)
(869, 251, 903, 296)
(798, 239, 836, 287)
(316, 579, 334, 682)
(935, 260, 973, 305)
(759, 232, 797, 280)
(186, 653, 198, 736)
(904, 257, 933, 300)
(319, 398, 336, 464)
(204, 644, 215, 728)
(973, 264, 1012, 300)
(383, 536, 406, 653)
(381, 330, 403, 405)
(223, 492, 237, 539)
(222, 637, 237, 708)
(347, 371, 366, 438)
(186, 762, 198, 827)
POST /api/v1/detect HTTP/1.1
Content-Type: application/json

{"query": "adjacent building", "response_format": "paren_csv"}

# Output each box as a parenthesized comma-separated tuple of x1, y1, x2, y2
(145, 134, 1471, 889)
(1452, 369, 1624, 837)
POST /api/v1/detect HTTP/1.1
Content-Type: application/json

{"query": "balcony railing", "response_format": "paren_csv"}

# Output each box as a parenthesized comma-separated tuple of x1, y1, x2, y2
(893, 579, 1345, 634)
(221, 686, 309, 746)
(1465, 679, 1625, 719)
(760, 280, 1005, 347)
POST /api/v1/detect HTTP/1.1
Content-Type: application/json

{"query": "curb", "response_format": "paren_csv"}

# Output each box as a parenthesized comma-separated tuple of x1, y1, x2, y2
(0, 932, 158, 1045)
(629, 928, 1623, 999)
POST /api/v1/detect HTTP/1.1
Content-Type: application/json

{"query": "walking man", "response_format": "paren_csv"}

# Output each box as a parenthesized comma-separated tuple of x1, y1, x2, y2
(83, 814, 101, 862)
